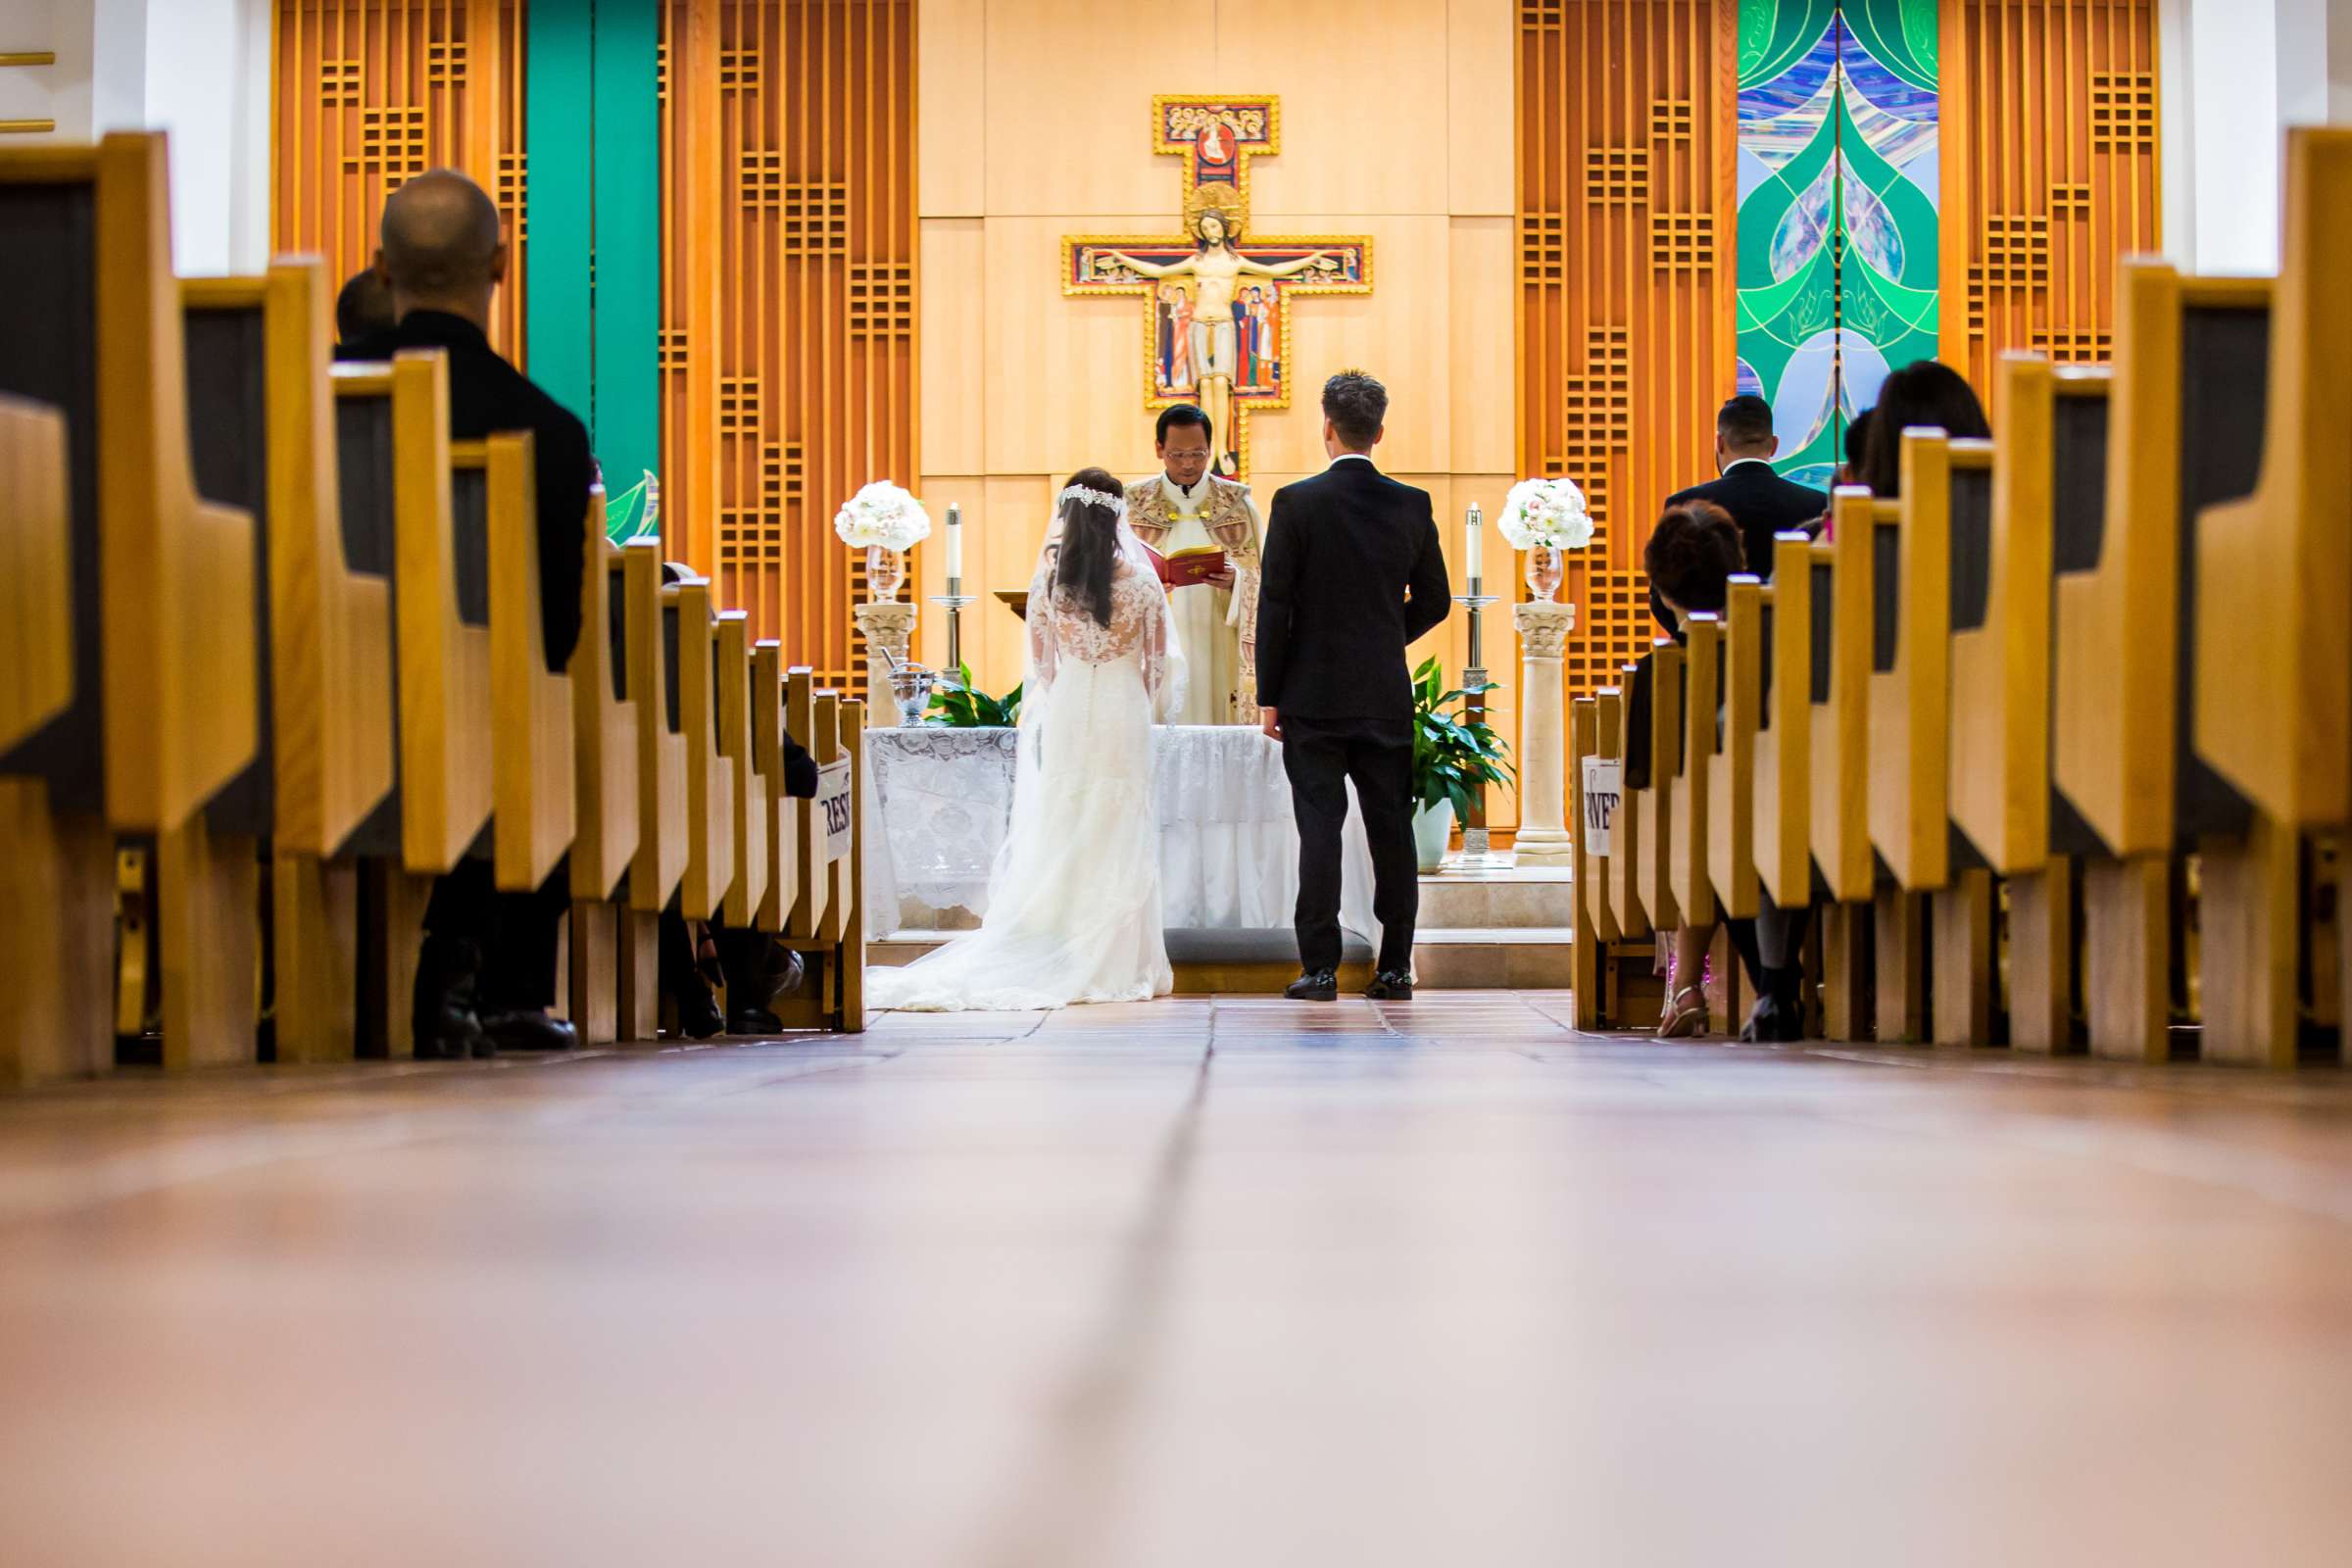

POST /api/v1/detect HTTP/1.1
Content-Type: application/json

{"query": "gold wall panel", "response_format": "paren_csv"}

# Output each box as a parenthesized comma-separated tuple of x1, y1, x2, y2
(1941, 0, 2162, 391)
(272, 0, 527, 358)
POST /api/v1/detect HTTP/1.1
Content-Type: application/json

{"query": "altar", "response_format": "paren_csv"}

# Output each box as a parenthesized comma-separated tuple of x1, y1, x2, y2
(863, 725, 1380, 946)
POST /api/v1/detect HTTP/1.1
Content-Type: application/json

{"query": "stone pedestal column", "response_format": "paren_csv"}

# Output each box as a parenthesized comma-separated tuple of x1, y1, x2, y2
(852, 601, 916, 725)
(1512, 600, 1577, 865)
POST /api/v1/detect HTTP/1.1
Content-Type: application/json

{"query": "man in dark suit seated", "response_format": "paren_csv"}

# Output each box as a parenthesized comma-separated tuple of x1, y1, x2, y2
(1650, 394, 1829, 640)
(339, 169, 595, 1057)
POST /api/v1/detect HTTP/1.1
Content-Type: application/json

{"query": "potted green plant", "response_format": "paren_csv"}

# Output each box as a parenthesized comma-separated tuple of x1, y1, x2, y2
(1408, 657, 1514, 871)
(925, 662, 1023, 727)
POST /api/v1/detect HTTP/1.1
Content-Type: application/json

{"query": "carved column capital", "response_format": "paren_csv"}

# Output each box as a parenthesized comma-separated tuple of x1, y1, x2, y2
(1512, 599, 1576, 659)
(853, 602, 918, 724)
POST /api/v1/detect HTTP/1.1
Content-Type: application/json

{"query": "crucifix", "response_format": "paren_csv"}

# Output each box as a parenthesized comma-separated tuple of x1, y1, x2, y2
(1062, 96, 1373, 479)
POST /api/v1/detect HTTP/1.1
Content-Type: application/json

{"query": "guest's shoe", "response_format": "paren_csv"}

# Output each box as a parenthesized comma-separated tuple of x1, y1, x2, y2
(480, 1008, 579, 1053)
(673, 984, 726, 1040)
(1656, 985, 1708, 1039)
(729, 1006, 785, 1036)
(1363, 970, 1414, 1000)
(1738, 993, 1805, 1044)
(412, 936, 485, 1060)
(1284, 969, 1340, 1002)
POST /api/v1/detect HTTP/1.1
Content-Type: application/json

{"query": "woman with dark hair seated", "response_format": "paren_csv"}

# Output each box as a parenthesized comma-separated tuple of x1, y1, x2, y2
(1856, 360, 1989, 498)
(1638, 500, 1746, 1038)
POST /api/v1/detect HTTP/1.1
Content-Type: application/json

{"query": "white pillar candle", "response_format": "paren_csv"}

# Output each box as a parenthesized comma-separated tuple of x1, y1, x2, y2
(945, 502, 963, 583)
(1464, 501, 1484, 586)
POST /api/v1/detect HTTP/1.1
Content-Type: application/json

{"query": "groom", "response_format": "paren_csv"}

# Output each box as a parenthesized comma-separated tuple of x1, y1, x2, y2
(1254, 371, 1451, 1001)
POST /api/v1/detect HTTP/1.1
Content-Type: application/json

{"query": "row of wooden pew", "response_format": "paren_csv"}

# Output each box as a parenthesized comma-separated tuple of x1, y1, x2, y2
(1572, 125, 2351, 1066)
(0, 132, 866, 1087)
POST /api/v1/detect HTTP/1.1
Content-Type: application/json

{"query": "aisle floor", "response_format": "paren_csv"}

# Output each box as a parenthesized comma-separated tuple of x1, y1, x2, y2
(5, 993, 2352, 1565)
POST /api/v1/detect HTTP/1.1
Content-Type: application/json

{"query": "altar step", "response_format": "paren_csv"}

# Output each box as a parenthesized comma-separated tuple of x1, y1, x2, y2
(868, 858, 1578, 994)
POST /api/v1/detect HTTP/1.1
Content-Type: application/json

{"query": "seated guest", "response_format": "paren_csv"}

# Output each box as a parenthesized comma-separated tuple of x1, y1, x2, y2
(653, 564, 824, 1038)
(1856, 361, 1989, 497)
(339, 170, 594, 1058)
(1834, 408, 1874, 488)
(1629, 501, 1745, 1038)
(1668, 394, 1829, 577)
(334, 267, 396, 347)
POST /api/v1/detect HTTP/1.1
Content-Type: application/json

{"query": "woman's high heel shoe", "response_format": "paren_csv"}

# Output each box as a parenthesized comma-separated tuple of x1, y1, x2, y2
(1656, 984, 1708, 1039)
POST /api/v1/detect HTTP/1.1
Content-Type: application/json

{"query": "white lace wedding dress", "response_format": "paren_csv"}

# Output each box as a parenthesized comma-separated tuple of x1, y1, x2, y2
(866, 529, 1184, 1011)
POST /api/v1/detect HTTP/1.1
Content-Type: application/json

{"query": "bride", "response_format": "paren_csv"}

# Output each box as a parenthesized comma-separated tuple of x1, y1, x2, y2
(867, 467, 1186, 1011)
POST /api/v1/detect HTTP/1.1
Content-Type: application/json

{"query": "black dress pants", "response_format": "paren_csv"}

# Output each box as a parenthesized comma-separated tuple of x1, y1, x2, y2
(421, 856, 569, 1010)
(1280, 713, 1418, 975)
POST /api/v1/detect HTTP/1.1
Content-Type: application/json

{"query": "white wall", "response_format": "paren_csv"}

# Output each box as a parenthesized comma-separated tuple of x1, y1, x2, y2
(0, 0, 270, 274)
(2163, 0, 2352, 273)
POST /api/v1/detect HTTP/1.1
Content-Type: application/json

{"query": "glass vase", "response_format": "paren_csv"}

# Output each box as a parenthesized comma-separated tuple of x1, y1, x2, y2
(1523, 545, 1564, 602)
(866, 545, 907, 602)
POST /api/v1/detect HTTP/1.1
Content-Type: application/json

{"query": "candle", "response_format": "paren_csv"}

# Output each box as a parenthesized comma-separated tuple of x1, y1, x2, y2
(945, 502, 963, 585)
(1464, 501, 1484, 587)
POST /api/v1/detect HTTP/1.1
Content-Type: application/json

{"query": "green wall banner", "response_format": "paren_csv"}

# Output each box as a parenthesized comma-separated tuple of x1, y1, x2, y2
(1737, 0, 1939, 486)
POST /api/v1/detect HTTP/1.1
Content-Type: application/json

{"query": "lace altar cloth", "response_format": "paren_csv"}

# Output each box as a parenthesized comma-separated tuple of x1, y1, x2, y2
(864, 723, 1380, 945)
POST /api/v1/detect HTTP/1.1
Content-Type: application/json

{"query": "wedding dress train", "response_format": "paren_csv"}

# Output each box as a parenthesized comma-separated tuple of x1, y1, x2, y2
(866, 532, 1184, 1011)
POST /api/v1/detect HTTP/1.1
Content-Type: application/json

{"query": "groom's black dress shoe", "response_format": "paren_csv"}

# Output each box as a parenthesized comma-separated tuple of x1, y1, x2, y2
(1363, 970, 1413, 1000)
(1284, 969, 1340, 1002)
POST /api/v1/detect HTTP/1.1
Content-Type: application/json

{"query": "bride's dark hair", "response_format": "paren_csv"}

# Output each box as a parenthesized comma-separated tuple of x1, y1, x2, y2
(1052, 466, 1125, 628)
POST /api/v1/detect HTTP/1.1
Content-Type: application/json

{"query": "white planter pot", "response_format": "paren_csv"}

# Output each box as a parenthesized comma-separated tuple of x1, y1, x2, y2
(1411, 799, 1455, 872)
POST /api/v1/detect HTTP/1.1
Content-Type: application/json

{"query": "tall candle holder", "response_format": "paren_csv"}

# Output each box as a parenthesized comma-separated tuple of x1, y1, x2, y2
(1453, 580, 1501, 866)
(928, 579, 977, 674)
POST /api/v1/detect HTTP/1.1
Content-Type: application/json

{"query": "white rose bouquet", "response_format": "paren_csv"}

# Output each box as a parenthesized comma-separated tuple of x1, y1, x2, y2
(1497, 476, 1593, 553)
(832, 480, 932, 553)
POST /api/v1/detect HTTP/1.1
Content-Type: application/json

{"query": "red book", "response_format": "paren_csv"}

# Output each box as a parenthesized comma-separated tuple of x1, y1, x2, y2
(1146, 544, 1229, 590)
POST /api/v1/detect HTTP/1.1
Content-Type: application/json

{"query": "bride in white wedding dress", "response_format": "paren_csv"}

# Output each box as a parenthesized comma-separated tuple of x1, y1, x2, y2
(866, 467, 1186, 1011)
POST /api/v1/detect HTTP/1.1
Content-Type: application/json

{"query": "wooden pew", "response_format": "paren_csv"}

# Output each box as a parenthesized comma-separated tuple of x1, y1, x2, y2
(0, 131, 259, 1084)
(160, 261, 400, 1066)
(673, 578, 738, 922)
(1669, 613, 1718, 931)
(2191, 126, 2352, 1065)
(1628, 642, 1683, 943)
(1704, 585, 1761, 924)
(2053, 260, 2277, 1061)
(751, 642, 806, 936)
(1948, 354, 2111, 1051)
(0, 397, 91, 1080)
(451, 432, 574, 896)
(1746, 537, 1813, 914)
(1594, 681, 1643, 943)
(718, 613, 769, 930)
(1809, 493, 1879, 1038)
(617, 541, 687, 1038)
(1570, 695, 1608, 1027)
(2194, 126, 2352, 837)
(328, 351, 490, 1057)
(1869, 428, 1998, 1044)
(781, 671, 866, 1032)
(566, 492, 640, 1045)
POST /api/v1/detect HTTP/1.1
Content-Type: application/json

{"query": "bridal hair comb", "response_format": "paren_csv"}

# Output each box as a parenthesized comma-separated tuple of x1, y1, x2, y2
(1057, 483, 1128, 517)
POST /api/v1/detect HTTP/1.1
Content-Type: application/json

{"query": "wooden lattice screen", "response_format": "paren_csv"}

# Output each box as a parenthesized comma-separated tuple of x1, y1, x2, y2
(272, 0, 528, 358)
(1517, 0, 1738, 706)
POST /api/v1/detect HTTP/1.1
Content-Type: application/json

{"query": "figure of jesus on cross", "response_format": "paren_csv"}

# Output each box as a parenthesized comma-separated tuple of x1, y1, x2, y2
(1063, 97, 1372, 478)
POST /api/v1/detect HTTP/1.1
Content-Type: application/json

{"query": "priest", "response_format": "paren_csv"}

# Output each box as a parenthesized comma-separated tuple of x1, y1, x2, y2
(1125, 405, 1266, 723)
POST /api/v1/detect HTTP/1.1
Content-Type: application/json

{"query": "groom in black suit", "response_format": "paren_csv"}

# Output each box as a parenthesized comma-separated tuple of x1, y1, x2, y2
(1254, 372, 1451, 1001)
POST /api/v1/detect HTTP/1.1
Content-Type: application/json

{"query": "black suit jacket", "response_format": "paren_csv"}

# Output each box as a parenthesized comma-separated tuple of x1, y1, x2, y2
(338, 310, 594, 670)
(1254, 459, 1450, 723)
(1650, 460, 1829, 637)
(1666, 460, 1831, 576)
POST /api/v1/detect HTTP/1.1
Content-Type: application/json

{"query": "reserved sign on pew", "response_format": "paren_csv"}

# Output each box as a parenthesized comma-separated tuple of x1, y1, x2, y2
(1580, 758, 1620, 857)
(817, 759, 855, 863)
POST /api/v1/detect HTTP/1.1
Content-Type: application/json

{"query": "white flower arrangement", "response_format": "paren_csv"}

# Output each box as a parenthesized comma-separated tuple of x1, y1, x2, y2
(1497, 476, 1593, 553)
(832, 480, 932, 553)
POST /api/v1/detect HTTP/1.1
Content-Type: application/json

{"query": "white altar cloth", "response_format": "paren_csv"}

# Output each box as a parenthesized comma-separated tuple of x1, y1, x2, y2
(863, 724, 1380, 948)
